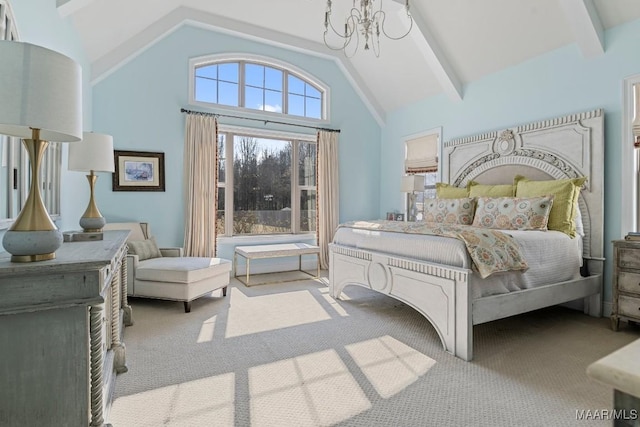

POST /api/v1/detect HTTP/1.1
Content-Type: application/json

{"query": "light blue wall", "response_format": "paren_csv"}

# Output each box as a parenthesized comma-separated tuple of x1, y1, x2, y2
(381, 19, 640, 303)
(2, 0, 92, 246)
(93, 25, 382, 252)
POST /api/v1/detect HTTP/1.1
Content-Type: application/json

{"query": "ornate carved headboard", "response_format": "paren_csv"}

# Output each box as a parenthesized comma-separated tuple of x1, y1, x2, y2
(441, 109, 604, 271)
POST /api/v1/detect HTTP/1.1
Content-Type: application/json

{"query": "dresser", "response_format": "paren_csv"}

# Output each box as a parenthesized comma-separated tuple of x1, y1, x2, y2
(612, 239, 640, 331)
(0, 230, 133, 426)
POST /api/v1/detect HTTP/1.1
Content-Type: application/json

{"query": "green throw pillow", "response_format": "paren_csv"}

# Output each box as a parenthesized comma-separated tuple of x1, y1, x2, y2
(436, 182, 469, 199)
(468, 181, 515, 197)
(513, 175, 587, 237)
(127, 238, 162, 261)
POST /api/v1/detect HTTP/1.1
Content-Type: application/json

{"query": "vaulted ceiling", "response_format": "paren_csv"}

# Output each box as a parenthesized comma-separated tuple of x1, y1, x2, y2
(58, 0, 640, 124)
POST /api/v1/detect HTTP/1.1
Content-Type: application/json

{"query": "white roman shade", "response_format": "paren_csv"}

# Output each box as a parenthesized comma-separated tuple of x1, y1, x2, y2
(405, 133, 438, 173)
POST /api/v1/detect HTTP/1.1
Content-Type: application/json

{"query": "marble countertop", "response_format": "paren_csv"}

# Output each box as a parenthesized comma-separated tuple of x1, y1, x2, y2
(587, 338, 640, 398)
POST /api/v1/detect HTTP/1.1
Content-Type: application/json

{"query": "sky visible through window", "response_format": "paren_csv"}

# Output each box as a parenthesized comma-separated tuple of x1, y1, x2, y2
(194, 61, 322, 119)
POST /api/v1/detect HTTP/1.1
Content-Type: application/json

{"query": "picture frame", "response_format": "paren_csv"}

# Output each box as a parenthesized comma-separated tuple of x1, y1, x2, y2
(386, 212, 395, 221)
(395, 213, 405, 221)
(112, 150, 165, 192)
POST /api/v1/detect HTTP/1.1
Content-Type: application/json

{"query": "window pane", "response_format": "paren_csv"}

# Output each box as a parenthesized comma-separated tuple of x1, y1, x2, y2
(265, 67, 282, 91)
(219, 81, 239, 106)
(192, 60, 324, 120)
(288, 75, 304, 95)
(245, 86, 263, 111)
(306, 83, 321, 99)
(305, 97, 321, 119)
(195, 77, 217, 103)
(233, 136, 292, 234)
(218, 63, 239, 83)
(264, 89, 282, 113)
(245, 63, 263, 88)
(196, 64, 217, 79)
(298, 142, 316, 187)
(217, 134, 226, 182)
(288, 94, 304, 117)
(300, 189, 316, 232)
(217, 187, 225, 235)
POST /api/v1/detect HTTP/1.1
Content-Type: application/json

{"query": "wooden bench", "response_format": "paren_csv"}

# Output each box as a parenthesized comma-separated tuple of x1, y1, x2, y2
(233, 243, 320, 286)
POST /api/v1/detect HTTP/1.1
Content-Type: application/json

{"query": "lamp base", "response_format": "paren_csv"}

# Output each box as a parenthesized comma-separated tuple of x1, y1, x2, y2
(79, 215, 106, 233)
(2, 229, 63, 262)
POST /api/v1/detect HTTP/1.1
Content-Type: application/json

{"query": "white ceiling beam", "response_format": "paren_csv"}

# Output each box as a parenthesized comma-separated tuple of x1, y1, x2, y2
(90, 6, 387, 126)
(57, 0, 99, 18)
(558, 0, 604, 58)
(397, 2, 463, 102)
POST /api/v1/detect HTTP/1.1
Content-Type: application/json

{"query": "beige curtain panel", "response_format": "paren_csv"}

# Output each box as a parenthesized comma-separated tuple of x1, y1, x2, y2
(316, 130, 339, 270)
(183, 114, 218, 257)
(405, 133, 438, 173)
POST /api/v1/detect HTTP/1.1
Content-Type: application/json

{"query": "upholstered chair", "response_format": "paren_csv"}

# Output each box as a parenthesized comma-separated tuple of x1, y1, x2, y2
(103, 222, 231, 312)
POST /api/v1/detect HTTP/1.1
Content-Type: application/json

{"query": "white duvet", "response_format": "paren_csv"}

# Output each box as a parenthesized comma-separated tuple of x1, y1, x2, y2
(331, 227, 582, 299)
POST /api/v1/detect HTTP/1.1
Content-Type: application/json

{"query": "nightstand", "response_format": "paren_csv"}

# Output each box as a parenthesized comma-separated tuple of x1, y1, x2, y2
(612, 239, 640, 331)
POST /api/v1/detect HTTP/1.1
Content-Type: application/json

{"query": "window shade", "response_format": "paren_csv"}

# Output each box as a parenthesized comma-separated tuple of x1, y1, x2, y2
(405, 133, 438, 173)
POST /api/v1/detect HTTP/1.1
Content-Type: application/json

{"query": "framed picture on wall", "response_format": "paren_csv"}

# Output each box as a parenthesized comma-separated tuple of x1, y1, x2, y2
(112, 150, 165, 192)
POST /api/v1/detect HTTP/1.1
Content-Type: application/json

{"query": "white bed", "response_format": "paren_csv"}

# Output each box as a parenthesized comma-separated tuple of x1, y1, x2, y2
(329, 109, 604, 361)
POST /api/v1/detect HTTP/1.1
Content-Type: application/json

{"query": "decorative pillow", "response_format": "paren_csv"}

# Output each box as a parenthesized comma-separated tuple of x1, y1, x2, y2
(436, 182, 469, 199)
(472, 196, 554, 230)
(468, 181, 515, 197)
(127, 238, 162, 261)
(424, 198, 476, 225)
(514, 175, 587, 237)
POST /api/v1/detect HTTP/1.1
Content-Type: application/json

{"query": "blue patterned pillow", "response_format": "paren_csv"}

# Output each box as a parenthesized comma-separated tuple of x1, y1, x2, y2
(472, 196, 554, 230)
(423, 198, 475, 225)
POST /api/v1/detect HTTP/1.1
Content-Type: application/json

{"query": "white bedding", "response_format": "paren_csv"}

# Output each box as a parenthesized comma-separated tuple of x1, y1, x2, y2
(332, 227, 582, 299)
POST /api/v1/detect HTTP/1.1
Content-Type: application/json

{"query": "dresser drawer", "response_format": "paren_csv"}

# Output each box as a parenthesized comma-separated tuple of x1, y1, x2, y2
(617, 271, 640, 295)
(618, 295, 640, 320)
(618, 248, 640, 269)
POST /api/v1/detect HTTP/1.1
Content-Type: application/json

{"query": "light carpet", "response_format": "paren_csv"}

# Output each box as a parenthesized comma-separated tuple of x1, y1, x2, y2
(108, 274, 639, 427)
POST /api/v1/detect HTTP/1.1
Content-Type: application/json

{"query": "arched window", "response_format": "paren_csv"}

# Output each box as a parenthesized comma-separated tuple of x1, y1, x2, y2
(189, 54, 328, 120)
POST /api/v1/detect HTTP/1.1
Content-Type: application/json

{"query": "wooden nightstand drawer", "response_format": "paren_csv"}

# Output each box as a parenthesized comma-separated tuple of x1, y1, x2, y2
(618, 271, 640, 295)
(618, 248, 640, 269)
(618, 295, 640, 320)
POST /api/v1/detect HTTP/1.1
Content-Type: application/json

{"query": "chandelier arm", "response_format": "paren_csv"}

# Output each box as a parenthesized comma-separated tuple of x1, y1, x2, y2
(323, 0, 411, 56)
(376, 10, 414, 41)
(325, 7, 361, 39)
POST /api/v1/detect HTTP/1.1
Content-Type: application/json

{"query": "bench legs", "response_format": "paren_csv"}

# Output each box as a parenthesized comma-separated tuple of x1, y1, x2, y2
(234, 252, 320, 286)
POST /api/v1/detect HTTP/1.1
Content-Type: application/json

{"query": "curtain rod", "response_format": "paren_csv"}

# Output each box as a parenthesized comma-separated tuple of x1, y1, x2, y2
(180, 108, 340, 133)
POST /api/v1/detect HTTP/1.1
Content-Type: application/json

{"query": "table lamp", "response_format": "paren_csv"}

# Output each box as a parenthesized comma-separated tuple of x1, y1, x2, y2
(401, 175, 424, 221)
(68, 132, 115, 233)
(0, 41, 82, 262)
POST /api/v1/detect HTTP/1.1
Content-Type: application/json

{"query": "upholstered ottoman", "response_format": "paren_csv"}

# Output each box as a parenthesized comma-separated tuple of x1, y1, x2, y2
(133, 257, 231, 313)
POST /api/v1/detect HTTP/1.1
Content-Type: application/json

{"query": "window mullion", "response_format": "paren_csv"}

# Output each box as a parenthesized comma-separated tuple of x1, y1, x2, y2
(239, 61, 245, 108)
(283, 71, 288, 115)
(225, 133, 234, 236)
(291, 140, 299, 233)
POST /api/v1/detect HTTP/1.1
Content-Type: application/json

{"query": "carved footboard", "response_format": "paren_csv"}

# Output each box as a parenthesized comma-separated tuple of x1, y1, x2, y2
(329, 243, 475, 361)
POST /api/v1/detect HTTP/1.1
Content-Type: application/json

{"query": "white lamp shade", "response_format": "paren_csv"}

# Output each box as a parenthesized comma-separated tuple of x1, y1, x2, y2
(68, 132, 115, 173)
(0, 41, 82, 142)
(401, 175, 424, 192)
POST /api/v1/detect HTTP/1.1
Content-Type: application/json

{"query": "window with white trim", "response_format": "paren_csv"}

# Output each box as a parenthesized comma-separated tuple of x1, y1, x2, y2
(404, 129, 441, 220)
(191, 55, 326, 120)
(216, 127, 317, 236)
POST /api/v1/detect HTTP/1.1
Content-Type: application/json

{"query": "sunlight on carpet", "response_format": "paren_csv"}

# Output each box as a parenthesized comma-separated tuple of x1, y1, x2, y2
(249, 349, 370, 426)
(345, 335, 436, 399)
(110, 373, 236, 426)
(108, 276, 640, 427)
(226, 287, 332, 338)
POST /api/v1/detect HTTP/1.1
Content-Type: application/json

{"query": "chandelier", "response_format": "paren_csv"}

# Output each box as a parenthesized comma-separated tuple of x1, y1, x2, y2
(323, 0, 413, 57)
